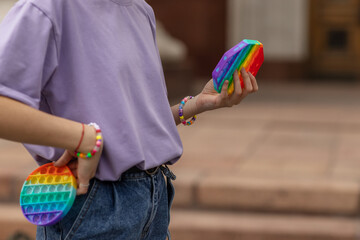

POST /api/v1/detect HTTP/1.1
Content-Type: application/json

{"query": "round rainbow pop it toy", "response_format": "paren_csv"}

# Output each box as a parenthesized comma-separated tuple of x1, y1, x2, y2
(19, 162, 77, 226)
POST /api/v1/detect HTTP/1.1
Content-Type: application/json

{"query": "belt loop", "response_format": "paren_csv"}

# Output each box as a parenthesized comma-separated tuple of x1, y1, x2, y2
(160, 165, 176, 181)
(145, 166, 160, 176)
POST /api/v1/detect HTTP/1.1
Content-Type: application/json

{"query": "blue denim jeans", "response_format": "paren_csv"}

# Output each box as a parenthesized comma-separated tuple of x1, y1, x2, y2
(36, 166, 175, 240)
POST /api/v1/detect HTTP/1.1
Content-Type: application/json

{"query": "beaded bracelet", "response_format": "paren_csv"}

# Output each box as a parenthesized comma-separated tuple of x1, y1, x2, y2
(75, 123, 102, 158)
(179, 96, 197, 126)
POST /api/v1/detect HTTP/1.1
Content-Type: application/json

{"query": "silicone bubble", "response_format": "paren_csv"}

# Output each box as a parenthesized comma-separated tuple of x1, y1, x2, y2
(19, 163, 77, 226)
(212, 39, 264, 94)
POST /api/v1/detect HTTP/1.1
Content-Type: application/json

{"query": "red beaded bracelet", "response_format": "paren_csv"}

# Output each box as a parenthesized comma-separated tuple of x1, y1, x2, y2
(74, 123, 102, 158)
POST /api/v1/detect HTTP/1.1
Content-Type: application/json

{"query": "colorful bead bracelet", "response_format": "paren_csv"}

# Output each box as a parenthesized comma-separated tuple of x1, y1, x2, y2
(179, 96, 197, 126)
(75, 123, 102, 158)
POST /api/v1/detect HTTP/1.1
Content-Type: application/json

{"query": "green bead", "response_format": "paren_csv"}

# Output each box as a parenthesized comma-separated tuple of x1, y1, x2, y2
(87, 153, 92, 158)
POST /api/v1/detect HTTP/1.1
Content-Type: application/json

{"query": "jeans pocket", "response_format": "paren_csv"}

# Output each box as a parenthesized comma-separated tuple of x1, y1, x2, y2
(63, 179, 99, 240)
(166, 178, 175, 240)
(167, 178, 175, 210)
(36, 179, 98, 240)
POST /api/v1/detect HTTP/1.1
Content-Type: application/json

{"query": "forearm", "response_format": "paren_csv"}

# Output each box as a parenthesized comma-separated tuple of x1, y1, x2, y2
(0, 96, 94, 153)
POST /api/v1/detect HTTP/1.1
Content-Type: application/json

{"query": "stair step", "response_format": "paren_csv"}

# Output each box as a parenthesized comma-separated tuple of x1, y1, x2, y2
(2, 170, 360, 216)
(1, 204, 359, 240)
(170, 209, 360, 240)
(172, 172, 360, 215)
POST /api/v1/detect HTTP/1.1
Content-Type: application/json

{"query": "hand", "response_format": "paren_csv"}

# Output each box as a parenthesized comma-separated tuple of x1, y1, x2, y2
(53, 126, 103, 195)
(196, 68, 258, 112)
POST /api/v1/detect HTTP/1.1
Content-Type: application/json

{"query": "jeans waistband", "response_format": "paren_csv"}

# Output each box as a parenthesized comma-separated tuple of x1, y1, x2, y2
(125, 166, 159, 175)
(123, 165, 176, 180)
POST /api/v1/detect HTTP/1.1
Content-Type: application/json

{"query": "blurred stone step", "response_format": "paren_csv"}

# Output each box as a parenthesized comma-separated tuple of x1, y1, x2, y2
(0, 204, 36, 240)
(170, 209, 360, 240)
(2, 204, 358, 240)
(0, 170, 26, 204)
(172, 172, 360, 215)
(2, 169, 360, 216)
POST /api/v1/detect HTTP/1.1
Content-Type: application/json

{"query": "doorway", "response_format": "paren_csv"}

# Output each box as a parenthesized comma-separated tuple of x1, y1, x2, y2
(309, 0, 360, 78)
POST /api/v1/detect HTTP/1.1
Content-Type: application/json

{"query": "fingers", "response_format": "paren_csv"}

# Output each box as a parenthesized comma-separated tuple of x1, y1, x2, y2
(76, 158, 93, 195)
(53, 151, 93, 195)
(227, 68, 259, 106)
(70, 124, 103, 195)
(77, 177, 90, 195)
(220, 80, 229, 99)
(233, 69, 243, 95)
(202, 68, 259, 110)
(68, 158, 78, 169)
(75, 142, 102, 195)
(249, 72, 259, 92)
(229, 69, 243, 104)
(54, 150, 74, 167)
(241, 68, 253, 92)
(68, 159, 78, 179)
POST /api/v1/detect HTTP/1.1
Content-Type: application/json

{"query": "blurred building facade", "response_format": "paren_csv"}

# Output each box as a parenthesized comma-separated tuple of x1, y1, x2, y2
(2, 0, 360, 81)
(1, 2, 360, 239)
(151, 0, 360, 81)
(227, 0, 309, 80)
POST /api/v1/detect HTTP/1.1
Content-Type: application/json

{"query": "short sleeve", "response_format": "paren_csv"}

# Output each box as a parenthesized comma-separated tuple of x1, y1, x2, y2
(0, 0, 58, 109)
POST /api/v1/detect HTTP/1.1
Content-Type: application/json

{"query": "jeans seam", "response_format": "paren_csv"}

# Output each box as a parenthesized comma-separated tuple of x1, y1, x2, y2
(167, 229, 171, 240)
(141, 173, 160, 239)
(43, 225, 47, 240)
(64, 179, 99, 240)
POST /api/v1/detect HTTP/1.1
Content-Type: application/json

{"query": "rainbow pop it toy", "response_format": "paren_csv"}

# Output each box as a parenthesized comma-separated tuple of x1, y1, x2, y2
(212, 39, 264, 94)
(19, 163, 77, 226)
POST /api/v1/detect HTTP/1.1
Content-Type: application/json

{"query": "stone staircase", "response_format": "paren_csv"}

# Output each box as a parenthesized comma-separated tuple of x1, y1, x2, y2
(1, 82, 360, 240)
(169, 171, 360, 240)
(2, 169, 360, 240)
(168, 82, 360, 240)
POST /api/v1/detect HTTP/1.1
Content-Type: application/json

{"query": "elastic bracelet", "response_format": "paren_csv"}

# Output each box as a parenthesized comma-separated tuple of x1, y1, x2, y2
(179, 96, 197, 126)
(74, 123, 85, 153)
(75, 123, 102, 159)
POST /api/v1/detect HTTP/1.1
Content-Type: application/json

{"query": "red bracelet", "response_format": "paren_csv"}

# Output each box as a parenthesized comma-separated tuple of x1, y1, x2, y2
(75, 123, 102, 159)
(74, 123, 85, 152)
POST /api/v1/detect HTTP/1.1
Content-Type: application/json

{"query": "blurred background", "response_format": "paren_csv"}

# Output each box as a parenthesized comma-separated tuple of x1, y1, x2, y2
(1, 0, 360, 239)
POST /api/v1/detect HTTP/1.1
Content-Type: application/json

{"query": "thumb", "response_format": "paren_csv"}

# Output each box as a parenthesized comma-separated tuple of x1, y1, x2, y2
(54, 150, 74, 167)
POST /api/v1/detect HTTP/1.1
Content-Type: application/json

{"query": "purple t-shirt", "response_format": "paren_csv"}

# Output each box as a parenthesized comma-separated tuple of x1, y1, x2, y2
(0, 0, 183, 181)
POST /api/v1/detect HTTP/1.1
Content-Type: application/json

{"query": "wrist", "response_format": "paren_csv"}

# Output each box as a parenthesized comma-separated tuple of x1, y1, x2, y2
(194, 94, 213, 113)
(77, 124, 96, 153)
(187, 95, 200, 115)
(177, 96, 201, 126)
